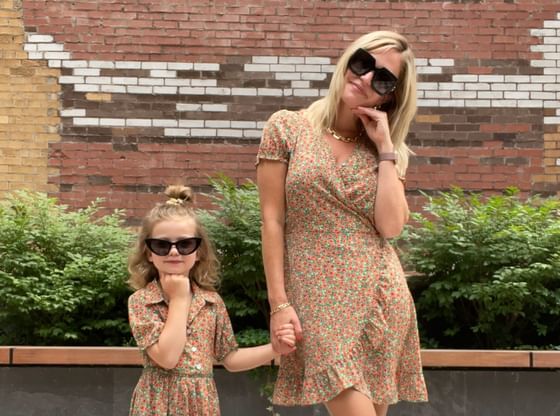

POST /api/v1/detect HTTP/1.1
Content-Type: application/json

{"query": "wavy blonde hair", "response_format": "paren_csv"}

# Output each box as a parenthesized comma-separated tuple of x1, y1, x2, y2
(127, 185, 219, 292)
(306, 30, 417, 177)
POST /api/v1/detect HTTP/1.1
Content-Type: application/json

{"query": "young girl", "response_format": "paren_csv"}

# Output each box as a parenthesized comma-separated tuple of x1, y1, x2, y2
(127, 185, 296, 416)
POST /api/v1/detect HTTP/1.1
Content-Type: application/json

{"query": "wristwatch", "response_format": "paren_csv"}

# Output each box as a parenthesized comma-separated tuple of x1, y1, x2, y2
(378, 152, 397, 163)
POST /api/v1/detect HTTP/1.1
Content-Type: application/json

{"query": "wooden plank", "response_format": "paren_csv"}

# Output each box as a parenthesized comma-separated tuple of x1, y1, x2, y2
(421, 349, 531, 368)
(0, 347, 11, 364)
(12, 347, 143, 366)
(532, 351, 560, 368)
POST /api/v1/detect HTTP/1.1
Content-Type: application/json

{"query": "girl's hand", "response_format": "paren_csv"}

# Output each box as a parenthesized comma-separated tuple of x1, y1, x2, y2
(270, 307, 302, 355)
(274, 323, 297, 349)
(353, 106, 394, 152)
(160, 273, 191, 301)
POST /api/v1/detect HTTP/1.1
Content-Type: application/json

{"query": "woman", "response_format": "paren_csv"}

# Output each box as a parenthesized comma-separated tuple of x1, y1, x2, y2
(256, 31, 428, 416)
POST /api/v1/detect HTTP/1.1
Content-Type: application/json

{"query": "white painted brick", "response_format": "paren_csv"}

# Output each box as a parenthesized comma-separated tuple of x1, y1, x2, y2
(244, 64, 270, 72)
(243, 129, 263, 138)
(518, 99, 543, 107)
(256, 121, 266, 128)
(418, 82, 439, 90)
(37, 43, 64, 52)
(504, 76, 530, 83)
(530, 44, 556, 52)
(414, 58, 428, 66)
(165, 79, 191, 86)
(279, 57, 304, 64)
(271, 64, 296, 72)
(74, 84, 99, 92)
(439, 99, 465, 107)
(319, 89, 328, 97)
(47, 60, 61, 68)
(61, 109, 86, 117)
(153, 86, 177, 94)
(177, 103, 202, 111)
(425, 91, 450, 99)
(542, 52, 560, 60)
(112, 77, 138, 85)
(202, 104, 227, 112)
(491, 83, 516, 91)
(283, 89, 293, 96)
(168, 62, 194, 70)
(164, 128, 190, 136)
(150, 70, 177, 78)
(305, 57, 330, 64)
(556, 158, 560, 166)
(232, 121, 256, 128)
(321, 65, 335, 73)
(275, 72, 301, 80)
(194, 63, 220, 71)
(27, 52, 43, 59)
(218, 129, 243, 138)
(141, 62, 167, 69)
(478, 91, 503, 99)
(191, 128, 216, 137)
(257, 88, 283, 97)
(178, 120, 204, 128)
(451, 91, 476, 99)
(291, 81, 310, 88)
(491, 100, 517, 107)
(231, 88, 257, 96)
(543, 20, 560, 28)
(59, 76, 84, 84)
(206, 87, 231, 95)
(100, 118, 126, 126)
(543, 37, 560, 44)
(302, 73, 326, 81)
(439, 83, 463, 91)
(139, 78, 164, 86)
(24, 44, 37, 51)
(205, 120, 230, 128)
(530, 75, 556, 83)
(504, 91, 530, 99)
(544, 116, 560, 124)
(90, 61, 115, 69)
(73, 68, 100, 76)
(296, 64, 321, 72)
(127, 86, 153, 94)
(28, 34, 54, 43)
(452, 75, 478, 82)
(479, 75, 505, 82)
(294, 89, 319, 97)
(429, 59, 454, 66)
(544, 83, 560, 91)
(153, 119, 178, 127)
(531, 91, 556, 100)
(63, 60, 88, 68)
(86, 76, 111, 84)
(518, 84, 543, 91)
(253, 56, 278, 64)
(73, 117, 99, 126)
(531, 28, 557, 36)
(544, 100, 560, 108)
(179, 87, 205, 94)
(466, 100, 490, 107)
(126, 119, 152, 127)
(115, 61, 141, 69)
(191, 79, 217, 87)
(531, 59, 556, 67)
(543, 68, 560, 75)
(465, 83, 490, 91)
(417, 67, 442, 74)
(101, 85, 126, 93)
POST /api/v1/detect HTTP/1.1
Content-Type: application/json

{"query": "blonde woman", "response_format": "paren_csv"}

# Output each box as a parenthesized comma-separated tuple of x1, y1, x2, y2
(256, 31, 428, 416)
(127, 185, 295, 416)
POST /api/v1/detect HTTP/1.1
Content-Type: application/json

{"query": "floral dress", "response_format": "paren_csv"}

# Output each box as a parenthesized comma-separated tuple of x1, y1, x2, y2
(257, 109, 428, 406)
(128, 280, 238, 415)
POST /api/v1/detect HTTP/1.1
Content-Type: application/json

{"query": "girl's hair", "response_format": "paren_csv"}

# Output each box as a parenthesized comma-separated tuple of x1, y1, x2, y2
(306, 30, 417, 177)
(127, 185, 219, 292)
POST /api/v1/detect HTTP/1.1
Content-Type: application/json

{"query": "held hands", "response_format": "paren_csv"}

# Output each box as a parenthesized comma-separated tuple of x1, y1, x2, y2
(353, 106, 394, 152)
(159, 273, 191, 301)
(270, 306, 302, 355)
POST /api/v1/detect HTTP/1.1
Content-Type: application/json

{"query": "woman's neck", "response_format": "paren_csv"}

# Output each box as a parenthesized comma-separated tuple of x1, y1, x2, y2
(332, 104, 361, 136)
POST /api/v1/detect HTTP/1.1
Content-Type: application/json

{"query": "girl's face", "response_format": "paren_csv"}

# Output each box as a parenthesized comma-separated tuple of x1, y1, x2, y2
(340, 47, 402, 110)
(147, 218, 199, 277)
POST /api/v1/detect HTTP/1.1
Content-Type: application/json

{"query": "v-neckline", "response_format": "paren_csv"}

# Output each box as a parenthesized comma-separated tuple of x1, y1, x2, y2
(320, 132, 360, 168)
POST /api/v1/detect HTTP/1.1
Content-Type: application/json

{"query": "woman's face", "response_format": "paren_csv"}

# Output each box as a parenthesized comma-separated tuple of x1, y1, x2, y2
(340, 47, 403, 110)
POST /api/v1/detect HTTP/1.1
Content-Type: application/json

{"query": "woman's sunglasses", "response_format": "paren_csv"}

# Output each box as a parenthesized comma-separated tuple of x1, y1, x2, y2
(347, 48, 398, 96)
(145, 237, 202, 256)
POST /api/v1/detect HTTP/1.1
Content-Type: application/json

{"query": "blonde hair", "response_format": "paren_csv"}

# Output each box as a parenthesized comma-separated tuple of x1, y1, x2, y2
(127, 185, 219, 291)
(306, 30, 417, 177)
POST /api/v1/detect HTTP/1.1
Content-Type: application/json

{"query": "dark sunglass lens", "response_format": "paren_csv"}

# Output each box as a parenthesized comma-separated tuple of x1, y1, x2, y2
(348, 49, 373, 76)
(146, 239, 172, 256)
(176, 238, 201, 255)
(373, 70, 397, 95)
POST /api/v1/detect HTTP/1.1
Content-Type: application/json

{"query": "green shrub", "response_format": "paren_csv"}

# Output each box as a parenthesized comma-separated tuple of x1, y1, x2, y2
(0, 191, 134, 345)
(401, 187, 560, 349)
(198, 176, 269, 347)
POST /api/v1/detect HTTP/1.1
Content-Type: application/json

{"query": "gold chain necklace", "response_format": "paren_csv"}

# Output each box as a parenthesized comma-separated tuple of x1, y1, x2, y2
(326, 127, 362, 143)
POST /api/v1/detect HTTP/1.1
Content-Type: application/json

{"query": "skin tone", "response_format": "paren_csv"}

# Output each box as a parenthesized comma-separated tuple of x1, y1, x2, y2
(257, 46, 408, 416)
(145, 217, 296, 371)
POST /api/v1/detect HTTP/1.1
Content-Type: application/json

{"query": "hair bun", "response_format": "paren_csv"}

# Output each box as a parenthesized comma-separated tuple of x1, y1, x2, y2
(164, 185, 193, 206)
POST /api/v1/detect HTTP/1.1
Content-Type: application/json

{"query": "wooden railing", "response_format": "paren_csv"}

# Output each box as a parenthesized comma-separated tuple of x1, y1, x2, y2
(1, 346, 559, 368)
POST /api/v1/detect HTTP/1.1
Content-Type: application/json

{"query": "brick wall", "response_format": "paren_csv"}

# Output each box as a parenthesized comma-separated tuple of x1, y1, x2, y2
(2, 0, 559, 220)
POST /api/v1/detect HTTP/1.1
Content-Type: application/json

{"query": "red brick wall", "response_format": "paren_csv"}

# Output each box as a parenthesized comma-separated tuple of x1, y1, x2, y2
(13, 0, 560, 220)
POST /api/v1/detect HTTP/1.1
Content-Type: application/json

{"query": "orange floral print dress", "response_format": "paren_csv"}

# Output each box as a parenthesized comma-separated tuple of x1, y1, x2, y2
(257, 109, 428, 406)
(128, 280, 238, 416)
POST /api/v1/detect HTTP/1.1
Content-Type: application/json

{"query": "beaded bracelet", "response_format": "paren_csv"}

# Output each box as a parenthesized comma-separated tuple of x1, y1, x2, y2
(270, 302, 292, 315)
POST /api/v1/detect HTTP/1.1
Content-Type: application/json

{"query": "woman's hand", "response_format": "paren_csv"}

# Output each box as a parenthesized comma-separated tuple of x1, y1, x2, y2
(270, 307, 302, 355)
(353, 106, 394, 152)
(160, 273, 191, 301)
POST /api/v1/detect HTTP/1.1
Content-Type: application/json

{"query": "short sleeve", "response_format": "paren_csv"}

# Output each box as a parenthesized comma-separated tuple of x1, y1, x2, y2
(213, 297, 239, 362)
(256, 109, 300, 165)
(128, 292, 165, 350)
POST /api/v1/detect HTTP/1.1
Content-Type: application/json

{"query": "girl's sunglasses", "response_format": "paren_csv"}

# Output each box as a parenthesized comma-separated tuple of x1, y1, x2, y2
(347, 48, 398, 96)
(145, 237, 202, 256)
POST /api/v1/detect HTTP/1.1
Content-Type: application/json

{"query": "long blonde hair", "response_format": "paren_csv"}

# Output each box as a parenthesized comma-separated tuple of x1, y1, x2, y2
(306, 30, 417, 176)
(127, 185, 219, 291)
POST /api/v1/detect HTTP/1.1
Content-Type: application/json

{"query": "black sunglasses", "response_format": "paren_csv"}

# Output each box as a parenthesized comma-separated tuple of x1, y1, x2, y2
(145, 237, 202, 256)
(347, 48, 398, 96)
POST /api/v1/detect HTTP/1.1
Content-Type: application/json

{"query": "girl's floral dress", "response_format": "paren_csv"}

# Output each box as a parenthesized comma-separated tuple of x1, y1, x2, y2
(128, 280, 238, 415)
(257, 109, 428, 406)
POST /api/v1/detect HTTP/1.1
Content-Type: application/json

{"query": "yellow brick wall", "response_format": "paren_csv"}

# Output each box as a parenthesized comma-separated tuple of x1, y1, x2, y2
(0, 0, 60, 195)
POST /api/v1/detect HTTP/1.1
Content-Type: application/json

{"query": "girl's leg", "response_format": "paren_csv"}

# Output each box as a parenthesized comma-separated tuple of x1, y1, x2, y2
(374, 403, 389, 416)
(324, 388, 377, 416)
